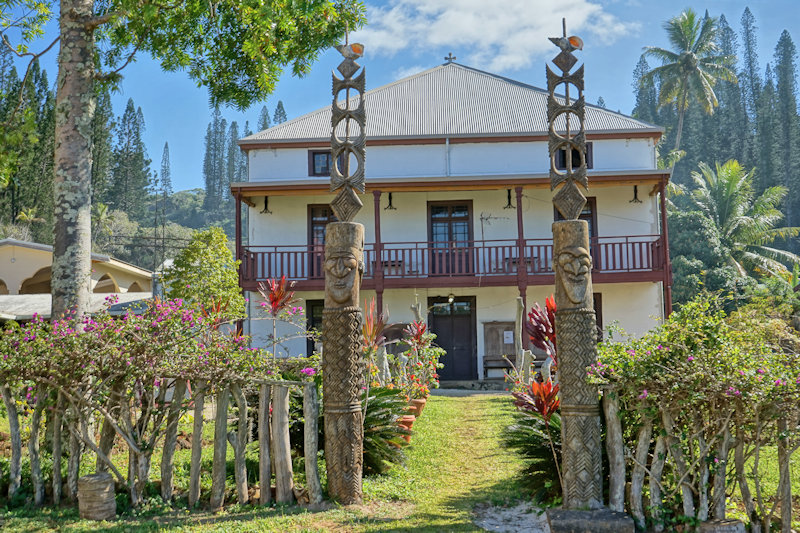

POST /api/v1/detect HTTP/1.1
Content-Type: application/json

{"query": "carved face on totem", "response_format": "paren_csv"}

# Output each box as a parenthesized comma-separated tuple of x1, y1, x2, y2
(324, 247, 363, 306)
(557, 246, 592, 305)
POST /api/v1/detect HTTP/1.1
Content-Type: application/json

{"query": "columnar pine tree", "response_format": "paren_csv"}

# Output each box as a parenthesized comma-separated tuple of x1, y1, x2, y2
(225, 121, 240, 209)
(739, 7, 762, 120)
(755, 64, 779, 193)
(106, 99, 152, 220)
(160, 142, 173, 196)
(273, 100, 287, 124)
(772, 31, 800, 249)
(90, 84, 114, 202)
(258, 105, 271, 130)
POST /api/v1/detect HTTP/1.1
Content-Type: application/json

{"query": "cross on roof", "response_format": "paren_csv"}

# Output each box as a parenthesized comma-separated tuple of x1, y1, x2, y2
(444, 52, 456, 63)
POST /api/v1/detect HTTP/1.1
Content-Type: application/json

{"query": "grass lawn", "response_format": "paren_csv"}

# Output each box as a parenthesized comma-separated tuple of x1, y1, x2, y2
(0, 393, 528, 532)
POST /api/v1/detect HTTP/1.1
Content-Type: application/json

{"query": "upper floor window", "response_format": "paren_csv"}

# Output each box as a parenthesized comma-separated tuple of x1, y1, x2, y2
(555, 142, 593, 170)
(308, 151, 332, 176)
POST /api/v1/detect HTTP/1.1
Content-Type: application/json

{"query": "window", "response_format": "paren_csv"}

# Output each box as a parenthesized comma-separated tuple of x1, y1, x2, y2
(308, 150, 346, 176)
(555, 142, 593, 170)
(308, 151, 332, 176)
(554, 197, 598, 239)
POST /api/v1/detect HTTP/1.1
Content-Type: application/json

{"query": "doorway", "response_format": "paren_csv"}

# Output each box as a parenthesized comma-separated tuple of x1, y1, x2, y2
(428, 202, 473, 276)
(428, 296, 477, 381)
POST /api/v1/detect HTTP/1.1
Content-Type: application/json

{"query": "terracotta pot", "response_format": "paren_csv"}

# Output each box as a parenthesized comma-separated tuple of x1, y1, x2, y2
(398, 414, 415, 443)
(409, 398, 427, 417)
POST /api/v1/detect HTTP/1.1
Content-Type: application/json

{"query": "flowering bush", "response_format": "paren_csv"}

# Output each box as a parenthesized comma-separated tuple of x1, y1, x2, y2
(590, 294, 800, 531)
(0, 297, 277, 506)
(400, 321, 444, 399)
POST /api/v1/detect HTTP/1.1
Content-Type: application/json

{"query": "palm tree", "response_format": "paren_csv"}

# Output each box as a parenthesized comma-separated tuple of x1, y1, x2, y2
(690, 160, 800, 277)
(642, 9, 737, 151)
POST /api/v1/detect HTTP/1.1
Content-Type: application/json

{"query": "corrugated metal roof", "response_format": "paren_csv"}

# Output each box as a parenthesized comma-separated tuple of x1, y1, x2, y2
(241, 62, 660, 144)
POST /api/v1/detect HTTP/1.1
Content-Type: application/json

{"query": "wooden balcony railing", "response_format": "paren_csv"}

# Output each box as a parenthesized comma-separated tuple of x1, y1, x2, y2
(239, 235, 665, 287)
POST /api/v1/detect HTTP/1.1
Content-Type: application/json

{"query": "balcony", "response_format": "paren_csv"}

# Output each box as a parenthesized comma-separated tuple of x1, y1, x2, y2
(239, 235, 666, 291)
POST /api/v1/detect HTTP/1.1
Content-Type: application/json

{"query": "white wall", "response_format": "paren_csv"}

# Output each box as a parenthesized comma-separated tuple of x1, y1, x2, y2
(247, 281, 664, 378)
(247, 138, 656, 181)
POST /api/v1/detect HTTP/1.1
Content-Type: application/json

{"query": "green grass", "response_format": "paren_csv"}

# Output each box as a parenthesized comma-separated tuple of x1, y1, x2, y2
(0, 393, 528, 532)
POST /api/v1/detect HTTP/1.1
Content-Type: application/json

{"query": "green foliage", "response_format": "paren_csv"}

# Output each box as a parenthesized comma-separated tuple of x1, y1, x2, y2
(362, 387, 410, 475)
(105, 98, 152, 221)
(502, 410, 562, 504)
(162, 226, 245, 318)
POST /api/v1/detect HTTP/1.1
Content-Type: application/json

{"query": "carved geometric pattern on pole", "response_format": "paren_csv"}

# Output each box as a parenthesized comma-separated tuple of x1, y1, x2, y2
(331, 46, 366, 222)
(322, 306, 365, 503)
(547, 20, 604, 512)
(547, 30, 587, 221)
(323, 42, 367, 505)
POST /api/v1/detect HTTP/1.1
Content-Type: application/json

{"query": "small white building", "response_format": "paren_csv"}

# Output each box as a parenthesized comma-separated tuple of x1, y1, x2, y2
(231, 62, 672, 380)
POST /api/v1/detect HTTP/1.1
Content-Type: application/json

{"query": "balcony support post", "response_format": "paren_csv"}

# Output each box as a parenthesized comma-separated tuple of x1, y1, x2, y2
(514, 187, 528, 315)
(659, 179, 673, 316)
(373, 190, 384, 311)
(235, 191, 243, 286)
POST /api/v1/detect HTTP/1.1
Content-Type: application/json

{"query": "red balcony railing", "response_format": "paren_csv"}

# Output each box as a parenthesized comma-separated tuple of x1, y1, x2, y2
(240, 235, 665, 286)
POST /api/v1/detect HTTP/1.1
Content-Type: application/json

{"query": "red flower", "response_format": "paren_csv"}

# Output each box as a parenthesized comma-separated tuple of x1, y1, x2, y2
(258, 276, 300, 317)
(363, 297, 389, 351)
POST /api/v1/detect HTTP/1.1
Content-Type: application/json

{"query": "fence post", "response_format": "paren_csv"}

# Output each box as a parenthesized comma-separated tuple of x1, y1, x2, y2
(304, 383, 323, 506)
(188, 381, 206, 508)
(272, 385, 293, 503)
(258, 384, 272, 504)
(209, 385, 229, 511)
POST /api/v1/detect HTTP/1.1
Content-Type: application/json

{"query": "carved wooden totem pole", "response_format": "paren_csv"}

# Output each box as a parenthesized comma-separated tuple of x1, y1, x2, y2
(322, 42, 367, 505)
(546, 23, 603, 510)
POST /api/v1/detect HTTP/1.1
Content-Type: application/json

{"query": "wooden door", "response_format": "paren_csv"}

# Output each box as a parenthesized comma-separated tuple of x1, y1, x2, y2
(428, 296, 477, 380)
(308, 205, 337, 278)
(428, 202, 473, 276)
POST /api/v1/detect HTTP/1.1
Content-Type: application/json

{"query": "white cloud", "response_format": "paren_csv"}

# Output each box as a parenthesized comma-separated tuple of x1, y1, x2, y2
(392, 64, 427, 79)
(352, 0, 639, 72)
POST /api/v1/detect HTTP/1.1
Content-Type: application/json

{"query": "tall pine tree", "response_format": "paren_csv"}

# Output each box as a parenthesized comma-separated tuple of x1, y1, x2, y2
(273, 100, 287, 124)
(90, 84, 114, 203)
(160, 142, 173, 196)
(772, 31, 800, 249)
(739, 7, 762, 120)
(106, 98, 152, 220)
(258, 105, 271, 130)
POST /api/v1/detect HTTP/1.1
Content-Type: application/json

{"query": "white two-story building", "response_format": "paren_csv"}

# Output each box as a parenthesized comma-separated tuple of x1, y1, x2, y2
(231, 62, 672, 381)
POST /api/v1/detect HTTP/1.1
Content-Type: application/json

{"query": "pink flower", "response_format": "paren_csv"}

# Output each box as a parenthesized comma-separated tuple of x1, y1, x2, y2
(638, 389, 648, 399)
(687, 356, 694, 362)
(300, 367, 316, 376)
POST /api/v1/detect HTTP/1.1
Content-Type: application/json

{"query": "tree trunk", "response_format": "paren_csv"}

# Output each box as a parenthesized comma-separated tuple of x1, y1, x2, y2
(777, 417, 792, 533)
(272, 385, 293, 503)
(52, 393, 63, 505)
(160, 379, 187, 502)
(209, 386, 229, 511)
(188, 382, 206, 508)
(97, 382, 122, 474)
(629, 415, 653, 528)
(303, 383, 323, 506)
(1, 385, 22, 500)
(28, 385, 46, 505)
(602, 391, 625, 512)
(650, 436, 667, 533)
(258, 384, 272, 505)
(52, 0, 95, 318)
(228, 384, 249, 505)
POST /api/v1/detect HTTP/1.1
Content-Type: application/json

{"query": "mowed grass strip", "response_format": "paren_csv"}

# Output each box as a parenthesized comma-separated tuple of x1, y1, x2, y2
(1, 393, 525, 532)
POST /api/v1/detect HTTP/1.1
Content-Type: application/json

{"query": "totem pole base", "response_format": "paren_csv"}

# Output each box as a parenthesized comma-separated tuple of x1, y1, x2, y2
(546, 508, 634, 533)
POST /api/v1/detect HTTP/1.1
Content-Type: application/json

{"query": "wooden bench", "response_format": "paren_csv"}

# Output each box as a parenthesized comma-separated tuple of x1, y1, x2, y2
(483, 354, 513, 379)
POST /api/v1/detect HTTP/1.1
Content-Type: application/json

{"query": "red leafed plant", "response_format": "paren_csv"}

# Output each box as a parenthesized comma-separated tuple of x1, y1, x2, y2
(363, 297, 389, 353)
(403, 321, 428, 350)
(526, 295, 557, 363)
(258, 276, 300, 317)
(512, 378, 563, 489)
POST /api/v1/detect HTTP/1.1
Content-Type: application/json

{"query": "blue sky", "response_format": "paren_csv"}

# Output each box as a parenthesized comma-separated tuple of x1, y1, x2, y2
(9, 1, 799, 192)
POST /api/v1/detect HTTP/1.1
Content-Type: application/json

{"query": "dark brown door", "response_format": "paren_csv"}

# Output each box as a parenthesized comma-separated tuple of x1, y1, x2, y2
(428, 296, 477, 381)
(308, 205, 337, 278)
(429, 202, 473, 275)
